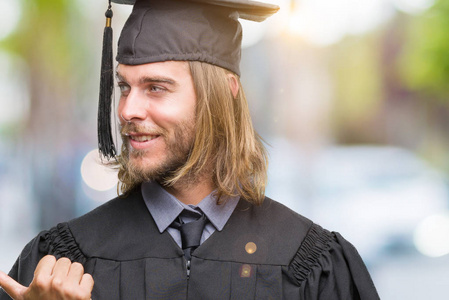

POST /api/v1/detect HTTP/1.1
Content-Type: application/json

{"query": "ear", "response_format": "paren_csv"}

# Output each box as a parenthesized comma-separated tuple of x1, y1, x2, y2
(227, 74, 239, 98)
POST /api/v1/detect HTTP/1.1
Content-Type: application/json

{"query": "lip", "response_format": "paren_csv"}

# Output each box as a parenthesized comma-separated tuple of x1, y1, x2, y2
(127, 133, 160, 150)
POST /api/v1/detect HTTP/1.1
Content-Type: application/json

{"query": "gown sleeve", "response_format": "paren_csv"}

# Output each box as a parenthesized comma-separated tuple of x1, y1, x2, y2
(0, 223, 86, 300)
(288, 224, 380, 300)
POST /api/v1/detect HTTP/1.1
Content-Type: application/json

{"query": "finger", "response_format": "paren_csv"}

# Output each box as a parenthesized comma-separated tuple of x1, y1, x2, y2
(66, 262, 84, 284)
(52, 257, 71, 278)
(27, 256, 58, 296)
(80, 273, 94, 293)
(0, 270, 26, 300)
(34, 255, 57, 277)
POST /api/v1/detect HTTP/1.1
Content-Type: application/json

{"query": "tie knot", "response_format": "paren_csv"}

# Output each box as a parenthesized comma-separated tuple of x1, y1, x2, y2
(171, 210, 207, 259)
(179, 213, 207, 249)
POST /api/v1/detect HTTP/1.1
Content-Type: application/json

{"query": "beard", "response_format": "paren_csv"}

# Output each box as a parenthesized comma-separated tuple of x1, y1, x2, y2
(119, 119, 195, 185)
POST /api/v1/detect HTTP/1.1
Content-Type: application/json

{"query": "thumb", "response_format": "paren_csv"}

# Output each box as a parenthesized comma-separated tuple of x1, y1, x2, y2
(0, 270, 26, 300)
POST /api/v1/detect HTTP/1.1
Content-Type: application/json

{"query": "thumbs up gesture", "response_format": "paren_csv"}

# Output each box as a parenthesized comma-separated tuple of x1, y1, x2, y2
(0, 255, 93, 300)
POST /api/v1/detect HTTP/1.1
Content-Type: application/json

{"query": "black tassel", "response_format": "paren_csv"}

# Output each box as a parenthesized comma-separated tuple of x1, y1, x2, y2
(98, 4, 116, 159)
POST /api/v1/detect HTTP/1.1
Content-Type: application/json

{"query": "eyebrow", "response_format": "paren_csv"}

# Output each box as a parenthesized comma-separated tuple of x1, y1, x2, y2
(116, 72, 177, 87)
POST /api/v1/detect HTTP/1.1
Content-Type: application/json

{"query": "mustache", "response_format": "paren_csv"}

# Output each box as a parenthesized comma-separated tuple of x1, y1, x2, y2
(120, 122, 166, 136)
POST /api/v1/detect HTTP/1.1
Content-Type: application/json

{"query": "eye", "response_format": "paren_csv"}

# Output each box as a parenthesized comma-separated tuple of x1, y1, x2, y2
(149, 85, 166, 93)
(118, 83, 130, 96)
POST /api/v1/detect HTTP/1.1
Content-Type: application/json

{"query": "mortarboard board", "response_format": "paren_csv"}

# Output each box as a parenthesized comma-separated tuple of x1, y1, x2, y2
(98, 0, 279, 159)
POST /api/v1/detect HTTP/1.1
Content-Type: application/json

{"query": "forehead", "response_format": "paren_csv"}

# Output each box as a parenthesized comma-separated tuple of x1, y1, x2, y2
(116, 61, 191, 80)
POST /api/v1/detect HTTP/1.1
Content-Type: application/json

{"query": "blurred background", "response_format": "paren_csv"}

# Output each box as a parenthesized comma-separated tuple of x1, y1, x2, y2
(1, 0, 449, 298)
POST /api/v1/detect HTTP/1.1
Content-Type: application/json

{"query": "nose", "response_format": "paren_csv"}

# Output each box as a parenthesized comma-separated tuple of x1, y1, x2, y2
(118, 90, 147, 123)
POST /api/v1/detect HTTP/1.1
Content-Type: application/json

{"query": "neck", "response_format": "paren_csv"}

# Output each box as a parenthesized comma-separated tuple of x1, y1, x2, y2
(161, 176, 215, 205)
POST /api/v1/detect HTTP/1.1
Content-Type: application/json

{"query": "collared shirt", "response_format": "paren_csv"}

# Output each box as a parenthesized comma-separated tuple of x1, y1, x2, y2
(141, 181, 240, 248)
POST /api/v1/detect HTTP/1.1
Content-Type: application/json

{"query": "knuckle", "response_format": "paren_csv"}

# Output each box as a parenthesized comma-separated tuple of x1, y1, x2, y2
(51, 277, 64, 291)
(33, 276, 49, 291)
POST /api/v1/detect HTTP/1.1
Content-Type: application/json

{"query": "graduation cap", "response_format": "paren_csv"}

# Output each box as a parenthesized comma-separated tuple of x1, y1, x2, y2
(98, 0, 279, 159)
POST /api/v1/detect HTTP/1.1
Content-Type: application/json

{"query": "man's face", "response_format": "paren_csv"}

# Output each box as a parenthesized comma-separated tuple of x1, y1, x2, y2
(116, 61, 196, 182)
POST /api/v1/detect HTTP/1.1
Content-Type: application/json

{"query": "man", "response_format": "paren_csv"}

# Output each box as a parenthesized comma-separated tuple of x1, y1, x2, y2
(0, 0, 380, 299)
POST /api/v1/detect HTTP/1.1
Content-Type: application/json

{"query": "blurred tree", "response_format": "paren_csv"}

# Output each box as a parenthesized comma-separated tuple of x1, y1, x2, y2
(329, 33, 386, 144)
(399, 0, 449, 99)
(0, 0, 94, 229)
(397, 1, 449, 169)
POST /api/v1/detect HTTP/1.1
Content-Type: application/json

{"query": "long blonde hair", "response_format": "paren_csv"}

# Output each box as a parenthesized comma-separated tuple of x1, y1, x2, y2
(113, 61, 268, 205)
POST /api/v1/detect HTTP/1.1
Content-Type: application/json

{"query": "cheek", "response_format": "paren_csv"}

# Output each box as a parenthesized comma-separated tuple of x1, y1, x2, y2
(175, 95, 197, 121)
(154, 102, 196, 127)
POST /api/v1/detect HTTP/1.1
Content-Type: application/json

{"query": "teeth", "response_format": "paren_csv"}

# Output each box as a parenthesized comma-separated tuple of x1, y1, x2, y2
(131, 135, 157, 142)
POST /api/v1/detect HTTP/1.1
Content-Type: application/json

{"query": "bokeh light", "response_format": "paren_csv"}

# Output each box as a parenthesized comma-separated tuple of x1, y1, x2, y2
(80, 149, 118, 192)
(414, 212, 449, 257)
(287, 0, 395, 46)
(245, 242, 257, 254)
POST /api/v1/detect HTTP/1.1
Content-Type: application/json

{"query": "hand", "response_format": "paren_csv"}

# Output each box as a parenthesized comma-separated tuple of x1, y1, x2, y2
(0, 255, 94, 300)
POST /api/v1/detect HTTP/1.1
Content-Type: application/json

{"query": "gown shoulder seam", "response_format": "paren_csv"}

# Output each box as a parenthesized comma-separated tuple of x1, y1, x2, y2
(40, 222, 87, 264)
(287, 223, 333, 287)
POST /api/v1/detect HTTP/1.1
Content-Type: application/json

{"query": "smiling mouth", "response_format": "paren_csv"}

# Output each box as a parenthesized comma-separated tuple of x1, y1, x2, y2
(128, 134, 159, 142)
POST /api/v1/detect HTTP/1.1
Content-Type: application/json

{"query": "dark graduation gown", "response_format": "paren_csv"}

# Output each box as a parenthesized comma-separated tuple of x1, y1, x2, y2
(1, 188, 379, 299)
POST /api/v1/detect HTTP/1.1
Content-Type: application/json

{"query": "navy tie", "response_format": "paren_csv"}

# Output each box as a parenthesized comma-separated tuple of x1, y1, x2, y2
(171, 211, 207, 260)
